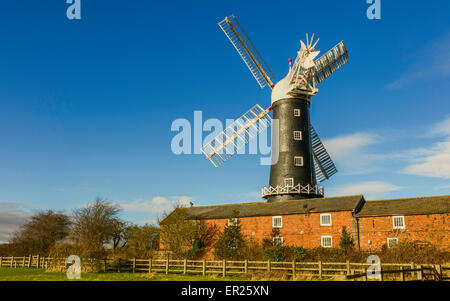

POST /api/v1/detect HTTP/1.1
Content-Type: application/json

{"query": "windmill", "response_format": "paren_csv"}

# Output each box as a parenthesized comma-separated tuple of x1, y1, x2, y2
(201, 15, 348, 202)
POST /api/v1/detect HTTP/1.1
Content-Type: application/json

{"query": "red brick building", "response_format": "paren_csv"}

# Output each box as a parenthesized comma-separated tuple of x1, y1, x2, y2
(171, 194, 449, 253)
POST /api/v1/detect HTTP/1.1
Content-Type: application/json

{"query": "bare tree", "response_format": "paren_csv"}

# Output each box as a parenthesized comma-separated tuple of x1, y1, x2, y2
(159, 206, 218, 259)
(70, 198, 126, 257)
(125, 224, 159, 258)
(9, 210, 71, 256)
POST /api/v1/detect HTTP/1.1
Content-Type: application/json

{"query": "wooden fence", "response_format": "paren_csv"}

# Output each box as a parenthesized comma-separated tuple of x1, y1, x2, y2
(1, 256, 449, 281)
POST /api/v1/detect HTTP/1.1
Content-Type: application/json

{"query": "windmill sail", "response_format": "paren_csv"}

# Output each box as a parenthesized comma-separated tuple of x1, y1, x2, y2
(310, 125, 337, 182)
(311, 41, 348, 86)
(218, 15, 275, 89)
(201, 104, 272, 167)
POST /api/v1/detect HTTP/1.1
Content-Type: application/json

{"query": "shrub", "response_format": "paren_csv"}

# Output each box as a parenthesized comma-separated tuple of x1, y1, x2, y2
(263, 246, 306, 262)
(339, 226, 355, 253)
(213, 210, 246, 260)
(241, 238, 264, 260)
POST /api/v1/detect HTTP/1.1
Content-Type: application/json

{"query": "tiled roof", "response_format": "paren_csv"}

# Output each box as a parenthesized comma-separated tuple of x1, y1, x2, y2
(356, 195, 450, 217)
(181, 195, 365, 220)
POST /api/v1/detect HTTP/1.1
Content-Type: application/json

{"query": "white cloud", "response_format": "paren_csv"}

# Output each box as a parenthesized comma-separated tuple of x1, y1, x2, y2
(323, 132, 384, 175)
(0, 210, 30, 244)
(401, 116, 450, 179)
(430, 116, 450, 137)
(327, 181, 402, 200)
(401, 139, 450, 178)
(115, 196, 194, 216)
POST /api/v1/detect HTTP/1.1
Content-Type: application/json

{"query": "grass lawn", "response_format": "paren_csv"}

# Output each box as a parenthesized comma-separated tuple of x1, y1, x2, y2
(0, 268, 242, 281)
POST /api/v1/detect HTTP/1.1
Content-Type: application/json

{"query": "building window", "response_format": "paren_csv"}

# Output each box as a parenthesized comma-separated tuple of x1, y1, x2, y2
(392, 216, 405, 229)
(272, 216, 283, 228)
(228, 218, 238, 226)
(387, 238, 399, 248)
(284, 178, 294, 187)
(273, 237, 283, 246)
(320, 214, 332, 226)
(294, 109, 301, 117)
(321, 236, 332, 248)
(293, 131, 302, 140)
(294, 156, 304, 166)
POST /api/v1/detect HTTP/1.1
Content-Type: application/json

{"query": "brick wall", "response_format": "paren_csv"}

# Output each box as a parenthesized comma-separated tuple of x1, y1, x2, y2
(205, 210, 355, 249)
(357, 213, 450, 251)
(202, 212, 450, 254)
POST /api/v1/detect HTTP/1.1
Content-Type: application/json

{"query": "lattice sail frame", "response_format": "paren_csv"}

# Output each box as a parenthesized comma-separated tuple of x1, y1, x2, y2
(218, 15, 275, 89)
(310, 125, 338, 182)
(288, 39, 348, 93)
(311, 41, 348, 87)
(201, 104, 272, 167)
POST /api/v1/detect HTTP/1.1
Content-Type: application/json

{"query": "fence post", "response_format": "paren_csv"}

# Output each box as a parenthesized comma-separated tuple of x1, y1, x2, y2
(292, 260, 296, 278)
(436, 264, 442, 280)
(118, 258, 121, 273)
(149, 258, 153, 273)
(379, 262, 383, 281)
(202, 259, 206, 276)
(410, 262, 414, 280)
(132, 258, 136, 273)
(244, 260, 248, 274)
(37, 255, 40, 268)
(400, 266, 405, 281)
(418, 265, 423, 281)
(183, 259, 187, 274)
(165, 257, 169, 274)
(222, 259, 226, 277)
(22, 256, 25, 267)
(27, 255, 31, 268)
(267, 260, 271, 273)
(346, 260, 350, 275)
(0, 256, 2, 267)
(10, 256, 14, 268)
(318, 261, 322, 278)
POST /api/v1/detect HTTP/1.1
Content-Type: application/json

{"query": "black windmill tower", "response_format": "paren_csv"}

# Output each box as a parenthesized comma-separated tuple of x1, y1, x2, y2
(201, 15, 348, 202)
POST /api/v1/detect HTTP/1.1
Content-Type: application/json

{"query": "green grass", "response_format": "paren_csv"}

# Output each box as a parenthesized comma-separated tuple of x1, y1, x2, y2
(0, 268, 244, 281)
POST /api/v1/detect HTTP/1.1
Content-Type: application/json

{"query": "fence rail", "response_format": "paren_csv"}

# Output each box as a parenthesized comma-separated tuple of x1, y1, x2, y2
(0, 256, 449, 281)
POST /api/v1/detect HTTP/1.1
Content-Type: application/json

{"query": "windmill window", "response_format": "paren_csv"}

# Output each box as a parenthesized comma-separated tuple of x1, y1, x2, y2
(272, 216, 283, 228)
(392, 216, 405, 229)
(284, 178, 294, 187)
(273, 237, 283, 246)
(228, 218, 238, 226)
(320, 214, 332, 226)
(387, 238, 399, 248)
(294, 156, 304, 166)
(321, 236, 332, 248)
(293, 131, 302, 140)
(294, 109, 301, 117)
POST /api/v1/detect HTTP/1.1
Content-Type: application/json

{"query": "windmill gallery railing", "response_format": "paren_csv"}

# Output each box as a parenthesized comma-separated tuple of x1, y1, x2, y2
(261, 183, 324, 198)
(0, 256, 449, 281)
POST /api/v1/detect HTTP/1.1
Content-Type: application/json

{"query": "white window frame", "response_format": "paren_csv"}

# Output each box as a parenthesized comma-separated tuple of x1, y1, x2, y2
(387, 237, 399, 248)
(294, 156, 304, 166)
(293, 131, 302, 141)
(321, 236, 332, 248)
(228, 218, 238, 226)
(294, 109, 301, 117)
(272, 216, 283, 228)
(273, 237, 283, 246)
(392, 216, 405, 229)
(284, 178, 294, 187)
(320, 214, 332, 226)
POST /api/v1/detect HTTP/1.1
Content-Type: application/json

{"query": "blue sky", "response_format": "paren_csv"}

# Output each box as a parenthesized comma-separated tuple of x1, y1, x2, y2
(1, 0, 449, 242)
